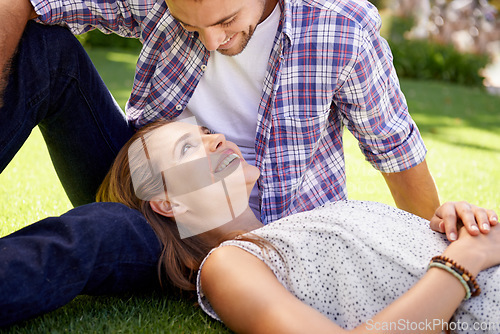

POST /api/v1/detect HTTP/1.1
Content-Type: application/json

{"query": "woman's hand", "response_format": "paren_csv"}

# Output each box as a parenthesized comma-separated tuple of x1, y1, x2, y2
(430, 201, 498, 242)
(443, 221, 500, 276)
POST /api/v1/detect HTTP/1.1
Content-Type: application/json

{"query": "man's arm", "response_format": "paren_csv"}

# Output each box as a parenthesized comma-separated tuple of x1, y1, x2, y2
(0, 0, 37, 108)
(382, 159, 497, 240)
(381, 159, 439, 220)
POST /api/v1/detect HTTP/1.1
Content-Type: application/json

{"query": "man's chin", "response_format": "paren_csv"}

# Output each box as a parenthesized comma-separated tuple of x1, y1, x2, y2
(216, 34, 250, 56)
(217, 47, 244, 57)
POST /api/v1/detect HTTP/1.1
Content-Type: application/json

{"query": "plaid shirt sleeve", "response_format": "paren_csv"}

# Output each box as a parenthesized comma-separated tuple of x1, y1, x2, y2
(333, 20, 427, 173)
(30, 0, 156, 38)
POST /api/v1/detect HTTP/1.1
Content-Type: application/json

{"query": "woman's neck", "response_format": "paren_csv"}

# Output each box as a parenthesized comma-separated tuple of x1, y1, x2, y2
(198, 206, 263, 243)
(229, 206, 264, 232)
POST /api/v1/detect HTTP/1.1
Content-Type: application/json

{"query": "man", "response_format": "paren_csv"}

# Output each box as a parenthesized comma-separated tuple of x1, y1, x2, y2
(0, 0, 495, 326)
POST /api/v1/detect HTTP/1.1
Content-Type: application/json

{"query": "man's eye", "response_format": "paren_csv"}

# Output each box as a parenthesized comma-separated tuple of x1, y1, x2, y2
(220, 18, 236, 28)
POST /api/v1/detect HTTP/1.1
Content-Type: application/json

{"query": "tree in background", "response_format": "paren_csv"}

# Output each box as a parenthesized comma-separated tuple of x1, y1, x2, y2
(376, 0, 499, 54)
(371, 0, 493, 87)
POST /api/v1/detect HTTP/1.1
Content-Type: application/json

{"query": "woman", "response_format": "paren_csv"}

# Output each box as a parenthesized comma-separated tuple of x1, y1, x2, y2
(97, 119, 500, 333)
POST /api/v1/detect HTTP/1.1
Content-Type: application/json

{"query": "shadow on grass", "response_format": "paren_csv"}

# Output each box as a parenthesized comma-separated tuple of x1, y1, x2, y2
(401, 79, 500, 152)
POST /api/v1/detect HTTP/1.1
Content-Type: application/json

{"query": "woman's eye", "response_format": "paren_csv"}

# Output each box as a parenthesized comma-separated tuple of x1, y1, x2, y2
(181, 143, 194, 155)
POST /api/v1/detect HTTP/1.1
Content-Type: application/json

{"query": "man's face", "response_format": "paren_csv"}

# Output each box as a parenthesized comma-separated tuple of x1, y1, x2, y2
(166, 0, 276, 56)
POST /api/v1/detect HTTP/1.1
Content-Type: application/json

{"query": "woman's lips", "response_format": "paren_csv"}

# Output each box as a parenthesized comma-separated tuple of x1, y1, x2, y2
(214, 152, 240, 173)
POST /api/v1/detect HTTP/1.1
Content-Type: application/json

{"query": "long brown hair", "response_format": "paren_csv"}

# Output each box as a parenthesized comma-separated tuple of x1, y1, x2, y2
(96, 120, 213, 294)
(96, 120, 265, 296)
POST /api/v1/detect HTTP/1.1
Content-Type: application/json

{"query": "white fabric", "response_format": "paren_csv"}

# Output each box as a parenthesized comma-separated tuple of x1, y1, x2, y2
(180, 4, 281, 215)
(197, 200, 500, 332)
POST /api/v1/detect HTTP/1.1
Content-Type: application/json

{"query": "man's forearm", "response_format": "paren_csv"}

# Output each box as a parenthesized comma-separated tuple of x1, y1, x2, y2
(0, 0, 37, 107)
(382, 159, 440, 220)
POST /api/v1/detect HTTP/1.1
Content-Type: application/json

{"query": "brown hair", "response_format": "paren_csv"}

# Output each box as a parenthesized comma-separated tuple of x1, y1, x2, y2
(96, 120, 266, 296)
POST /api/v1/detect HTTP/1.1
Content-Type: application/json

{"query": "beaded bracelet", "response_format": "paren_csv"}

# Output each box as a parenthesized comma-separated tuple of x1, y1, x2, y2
(429, 262, 472, 299)
(432, 255, 481, 297)
(430, 257, 480, 297)
(428, 255, 481, 300)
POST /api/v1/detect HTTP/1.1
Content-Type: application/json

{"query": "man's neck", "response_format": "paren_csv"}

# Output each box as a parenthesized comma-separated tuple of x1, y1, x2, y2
(259, 0, 279, 24)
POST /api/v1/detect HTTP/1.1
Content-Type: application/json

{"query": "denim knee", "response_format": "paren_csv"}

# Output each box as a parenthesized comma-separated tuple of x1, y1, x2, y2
(0, 202, 162, 327)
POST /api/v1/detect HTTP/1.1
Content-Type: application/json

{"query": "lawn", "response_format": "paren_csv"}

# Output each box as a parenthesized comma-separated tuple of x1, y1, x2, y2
(1, 47, 499, 332)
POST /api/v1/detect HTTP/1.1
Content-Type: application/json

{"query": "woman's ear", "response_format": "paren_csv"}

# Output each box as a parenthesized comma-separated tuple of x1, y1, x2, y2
(150, 200, 186, 217)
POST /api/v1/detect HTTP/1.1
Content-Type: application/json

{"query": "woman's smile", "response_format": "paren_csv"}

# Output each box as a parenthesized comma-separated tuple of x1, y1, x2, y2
(214, 151, 240, 173)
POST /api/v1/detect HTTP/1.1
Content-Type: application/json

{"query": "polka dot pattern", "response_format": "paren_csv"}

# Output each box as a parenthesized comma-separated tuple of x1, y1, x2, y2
(197, 201, 500, 332)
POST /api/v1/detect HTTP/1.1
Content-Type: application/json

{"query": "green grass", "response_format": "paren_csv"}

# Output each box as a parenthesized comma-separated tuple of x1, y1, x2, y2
(1, 47, 499, 332)
(346, 80, 500, 210)
(4, 292, 229, 333)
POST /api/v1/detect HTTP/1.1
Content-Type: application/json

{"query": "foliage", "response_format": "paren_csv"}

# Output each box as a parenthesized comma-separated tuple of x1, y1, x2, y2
(385, 16, 490, 87)
(368, 0, 389, 9)
(389, 38, 490, 86)
(76, 29, 142, 51)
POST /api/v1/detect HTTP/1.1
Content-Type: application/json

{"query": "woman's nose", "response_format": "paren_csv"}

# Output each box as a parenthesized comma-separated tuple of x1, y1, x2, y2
(204, 133, 225, 152)
(199, 27, 226, 51)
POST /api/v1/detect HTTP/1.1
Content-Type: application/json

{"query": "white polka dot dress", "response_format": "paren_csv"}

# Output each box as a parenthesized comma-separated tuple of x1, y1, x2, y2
(197, 201, 500, 333)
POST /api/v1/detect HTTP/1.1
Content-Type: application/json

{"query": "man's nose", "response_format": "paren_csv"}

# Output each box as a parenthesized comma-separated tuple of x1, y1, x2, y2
(199, 27, 226, 51)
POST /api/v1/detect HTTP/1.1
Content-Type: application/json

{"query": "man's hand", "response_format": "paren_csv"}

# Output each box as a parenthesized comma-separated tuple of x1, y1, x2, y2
(430, 201, 498, 241)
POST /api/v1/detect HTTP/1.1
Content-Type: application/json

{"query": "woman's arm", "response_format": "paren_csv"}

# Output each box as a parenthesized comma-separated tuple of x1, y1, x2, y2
(361, 225, 500, 333)
(201, 246, 342, 334)
(200, 225, 500, 334)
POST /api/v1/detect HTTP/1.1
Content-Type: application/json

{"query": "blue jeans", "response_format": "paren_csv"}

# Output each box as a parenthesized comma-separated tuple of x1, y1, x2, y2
(0, 21, 134, 206)
(0, 203, 162, 327)
(0, 22, 162, 326)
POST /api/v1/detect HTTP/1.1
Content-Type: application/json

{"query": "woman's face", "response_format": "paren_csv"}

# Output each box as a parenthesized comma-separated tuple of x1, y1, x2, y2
(146, 121, 260, 191)
(142, 121, 260, 238)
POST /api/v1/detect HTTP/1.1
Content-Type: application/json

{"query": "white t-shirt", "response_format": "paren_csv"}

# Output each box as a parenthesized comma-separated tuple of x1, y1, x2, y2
(178, 4, 281, 217)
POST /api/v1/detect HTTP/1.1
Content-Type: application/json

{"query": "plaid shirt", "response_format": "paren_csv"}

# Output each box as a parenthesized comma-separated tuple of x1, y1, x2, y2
(33, 0, 427, 224)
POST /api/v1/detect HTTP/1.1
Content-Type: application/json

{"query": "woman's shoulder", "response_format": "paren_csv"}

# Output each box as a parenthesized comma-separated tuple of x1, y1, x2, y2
(200, 244, 275, 286)
(201, 245, 257, 273)
(197, 245, 280, 321)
